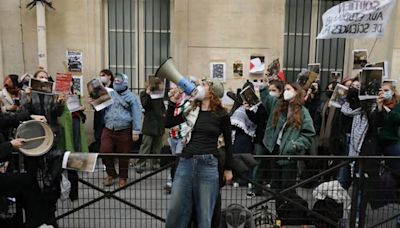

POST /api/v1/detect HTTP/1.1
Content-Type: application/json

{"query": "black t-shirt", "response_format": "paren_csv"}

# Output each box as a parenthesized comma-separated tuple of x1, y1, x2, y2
(184, 111, 223, 156)
(164, 103, 233, 169)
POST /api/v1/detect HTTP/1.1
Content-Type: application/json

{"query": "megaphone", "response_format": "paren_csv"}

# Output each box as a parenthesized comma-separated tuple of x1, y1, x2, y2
(155, 58, 197, 95)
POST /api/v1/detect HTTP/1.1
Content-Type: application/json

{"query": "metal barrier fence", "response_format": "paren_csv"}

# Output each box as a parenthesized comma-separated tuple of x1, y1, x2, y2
(4, 154, 400, 228)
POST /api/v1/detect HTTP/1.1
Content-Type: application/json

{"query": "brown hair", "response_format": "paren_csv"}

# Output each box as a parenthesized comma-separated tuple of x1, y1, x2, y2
(33, 68, 48, 78)
(272, 82, 305, 129)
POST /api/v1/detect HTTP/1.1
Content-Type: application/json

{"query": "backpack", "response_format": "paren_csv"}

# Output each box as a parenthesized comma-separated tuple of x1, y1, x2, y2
(276, 193, 309, 225)
(220, 204, 256, 228)
(312, 197, 343, 228)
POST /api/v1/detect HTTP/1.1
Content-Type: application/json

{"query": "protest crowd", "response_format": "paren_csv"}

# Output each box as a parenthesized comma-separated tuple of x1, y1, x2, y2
(0, 59, 398, 228)
(0, 0, 398, 227)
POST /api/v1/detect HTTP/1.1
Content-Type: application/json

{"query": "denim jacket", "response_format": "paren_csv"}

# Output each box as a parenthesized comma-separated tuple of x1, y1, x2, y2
(104, 88, 143, 134)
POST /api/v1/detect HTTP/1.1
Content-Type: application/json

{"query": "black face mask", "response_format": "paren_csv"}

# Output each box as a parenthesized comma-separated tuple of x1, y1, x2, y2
(326, 91, 333, 98)
(347, 87, 360, 109)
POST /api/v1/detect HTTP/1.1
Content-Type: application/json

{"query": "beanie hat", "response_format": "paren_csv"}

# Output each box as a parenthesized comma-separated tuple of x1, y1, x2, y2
(207, 79, 224, 98)
(114, 73, 129, 86)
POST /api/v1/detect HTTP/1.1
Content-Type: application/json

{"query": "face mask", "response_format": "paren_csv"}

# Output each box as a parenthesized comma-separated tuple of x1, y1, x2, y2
(193, 85, 206, 101)
(38, 78, 48, 83)
(113, 82, 126, 92)
(100, 76, 109, 85)
(326, 91, 333, 98)
(283, 90, 296, 101)
(269, 91, 280, 98)
(383, 91, 393, 101)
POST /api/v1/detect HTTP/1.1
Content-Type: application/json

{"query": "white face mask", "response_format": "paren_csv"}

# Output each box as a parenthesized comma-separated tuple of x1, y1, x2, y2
(283, 90, 296, 101)
(269, 91, 280, 98)
(38, 78, 48, 83)
(192, 85, 206, 101)
(100, 76, 109, 84)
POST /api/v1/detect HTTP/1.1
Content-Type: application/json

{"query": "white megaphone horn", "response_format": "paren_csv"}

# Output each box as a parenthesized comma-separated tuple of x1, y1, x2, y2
(155, 58, 197, 95)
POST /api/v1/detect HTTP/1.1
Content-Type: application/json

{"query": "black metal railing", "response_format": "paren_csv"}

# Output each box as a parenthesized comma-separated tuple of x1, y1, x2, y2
(47, 154, 400, 228)
(4, 154, 400, 227)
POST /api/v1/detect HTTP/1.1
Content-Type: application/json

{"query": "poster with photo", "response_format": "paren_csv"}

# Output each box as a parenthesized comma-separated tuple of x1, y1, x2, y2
(87, 78, 113, 111)
(365, 61, 388, 79)
(359, 67, 383, 100)
(250, 55, 265, 74)
(240, 85, 261, 111)
(67, 50, 83, 72)
(148, 75, 165, 99)
(29, 78, 55, 95)
(329, 84, 348, 108)
(233, 62, 243, 77)
(307, 63, 321, 74)
(304, 71, 318, 90)
(55, 73, 73, 95)
(210, 62, 226, 81)
(353, 49, 368, 70)
(62, 151, 98, 172)
(66, 95, 81, 112)
(267, 59, 280, 76)
(72, 76, 83, 95)
(331, 71, 342, 82)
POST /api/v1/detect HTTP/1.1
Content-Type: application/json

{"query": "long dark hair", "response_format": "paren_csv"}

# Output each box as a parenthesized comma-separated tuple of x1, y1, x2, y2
(272, 82, 305, 129)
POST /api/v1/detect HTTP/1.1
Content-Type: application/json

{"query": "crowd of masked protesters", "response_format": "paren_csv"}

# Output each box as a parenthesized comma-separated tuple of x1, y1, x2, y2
(0, 63, 400, 228)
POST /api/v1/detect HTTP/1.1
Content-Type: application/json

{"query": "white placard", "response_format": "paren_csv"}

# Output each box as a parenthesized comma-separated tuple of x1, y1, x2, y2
(317, 0, 395, 39)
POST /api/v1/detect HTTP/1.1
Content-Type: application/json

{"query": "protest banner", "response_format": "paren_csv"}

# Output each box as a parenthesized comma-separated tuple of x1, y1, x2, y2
(317, 0, 395, 39)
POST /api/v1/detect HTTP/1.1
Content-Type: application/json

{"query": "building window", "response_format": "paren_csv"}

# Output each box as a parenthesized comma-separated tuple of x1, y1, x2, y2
(283, 0, 346, 87)
(106, 0, 170, 92)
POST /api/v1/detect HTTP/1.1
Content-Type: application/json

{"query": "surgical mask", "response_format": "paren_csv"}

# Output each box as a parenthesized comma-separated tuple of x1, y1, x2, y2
(192, 85, 206, 101)
(283, 90, 296, 101)
(113, 82, 126, 92)
(38, 78, 48, 83)
(100, 76, 109, 85)
(383, 91, 393, 101)
(269, 91, 280, 98)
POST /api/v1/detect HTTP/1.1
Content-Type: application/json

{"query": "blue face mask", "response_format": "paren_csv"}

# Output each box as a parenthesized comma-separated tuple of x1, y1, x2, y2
(383, 91, 393, 101)
(113, 82, 127, 92)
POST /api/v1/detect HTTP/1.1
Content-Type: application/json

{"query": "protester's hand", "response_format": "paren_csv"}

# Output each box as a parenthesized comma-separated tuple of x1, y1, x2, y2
(57, 94, 66, 104)
(31, 115, 47, 122)
(11, 138, 25, 149)
(6, 105, 18, 111)
(79, 105, 86, 111)
(263, 74, 270, 87)
(223, 170, 233, 184)
(132, 134, 140, 142)
(25, 87, 32, 94)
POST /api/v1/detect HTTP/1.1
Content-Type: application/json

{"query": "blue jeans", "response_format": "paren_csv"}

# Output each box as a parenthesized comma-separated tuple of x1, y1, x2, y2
(72, 117, 81, 152)
(166, 154, 219, 228)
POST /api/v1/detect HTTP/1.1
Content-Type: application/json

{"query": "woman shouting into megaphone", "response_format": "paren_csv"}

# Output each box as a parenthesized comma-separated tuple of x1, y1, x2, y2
(164, 78, 233, 228)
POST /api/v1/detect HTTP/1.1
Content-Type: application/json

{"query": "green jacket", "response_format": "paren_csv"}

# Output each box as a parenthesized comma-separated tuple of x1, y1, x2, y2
(140, 91, 166, 136)
(59, 106, 89, 153)
(260, 88, 315, 165)
(379, 103, 400, 146)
